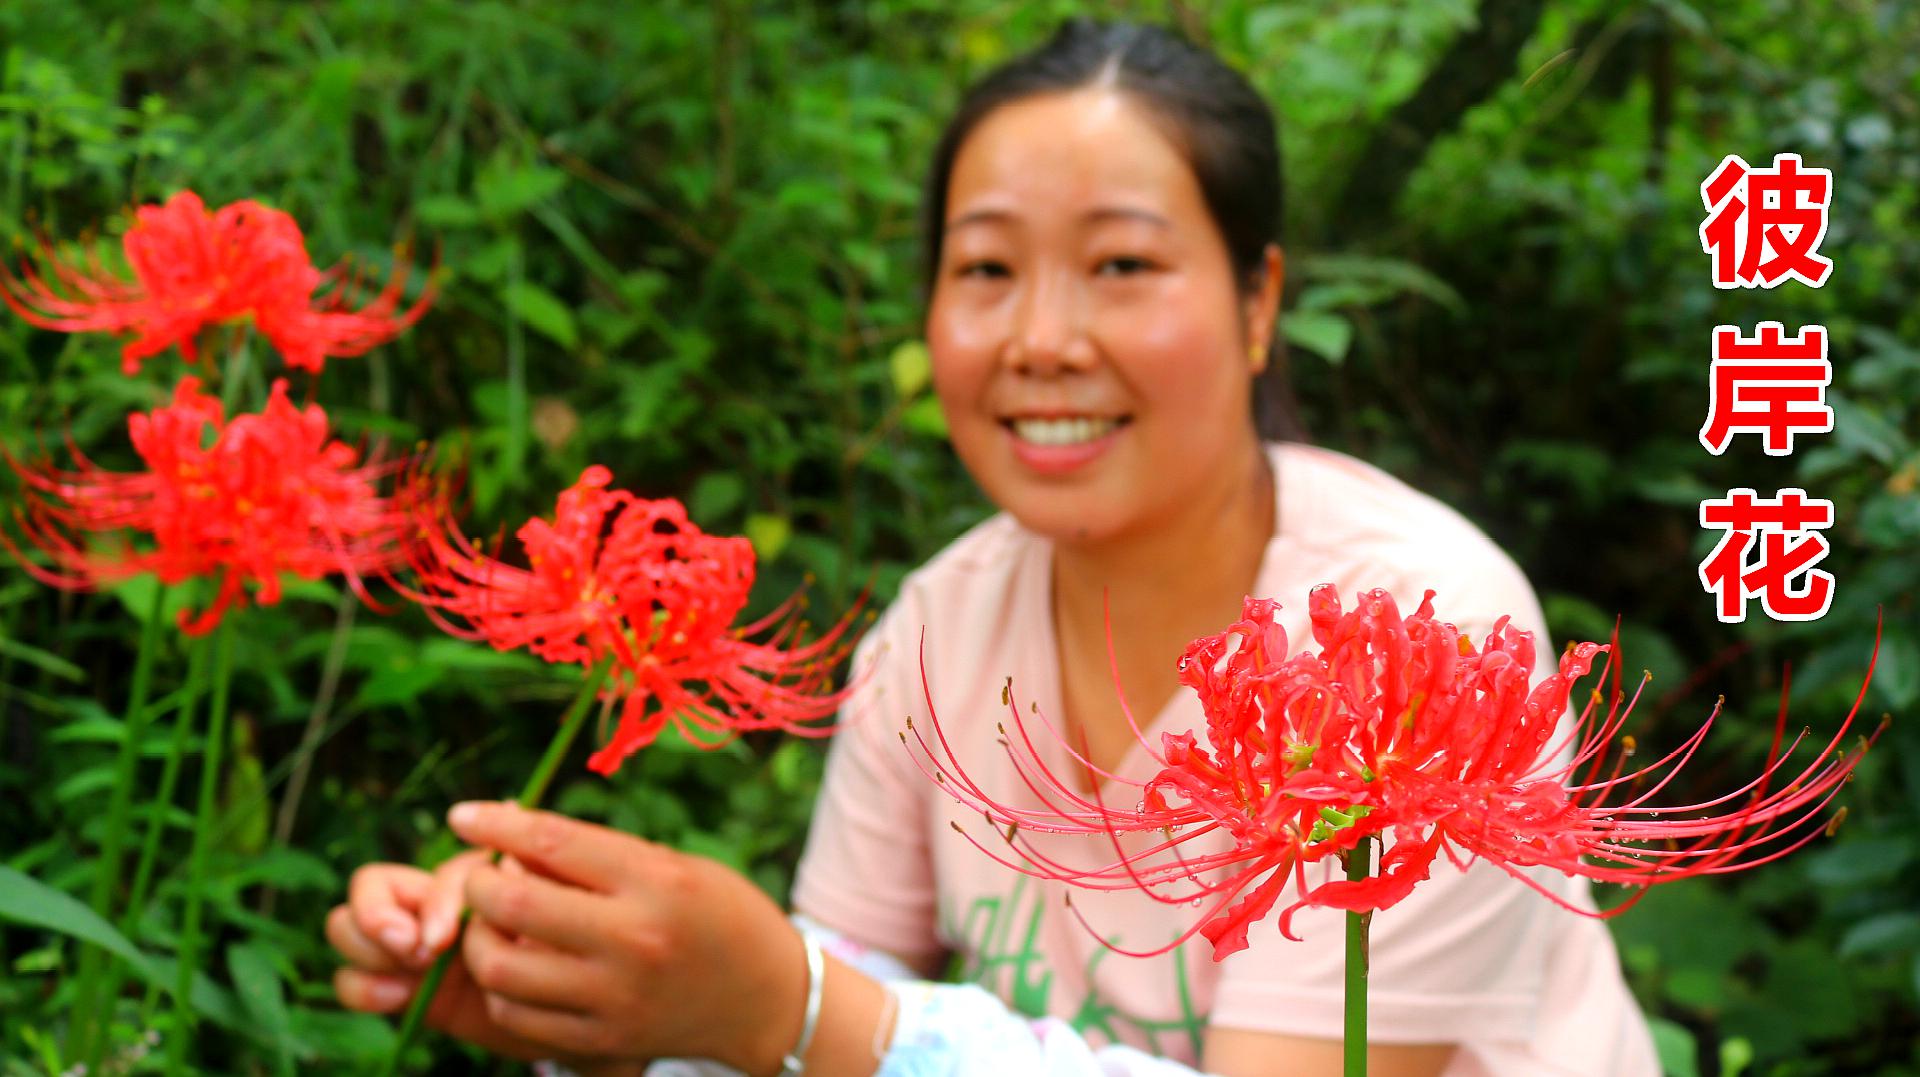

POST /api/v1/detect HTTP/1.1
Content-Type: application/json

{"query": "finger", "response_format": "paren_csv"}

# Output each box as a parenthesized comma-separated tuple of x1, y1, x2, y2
(447, 801, 646, 893)
(334, 967, 416, 1014)
(424, 958, 554, 1063)
(419, 850, 490, 960)
(347, 864, 433, 959)
(462, 906, 599, 1012)
(464, 858, 616, 954)
(326, 904, 411, 975)
(482, 991, 616, 1060)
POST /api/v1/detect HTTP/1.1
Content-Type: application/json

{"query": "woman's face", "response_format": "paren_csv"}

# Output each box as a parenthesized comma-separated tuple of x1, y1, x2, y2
(927, 88, 1275, 546)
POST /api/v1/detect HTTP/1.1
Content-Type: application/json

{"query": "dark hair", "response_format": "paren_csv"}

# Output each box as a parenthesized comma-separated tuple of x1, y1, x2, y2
(920, 18, 1307, 442)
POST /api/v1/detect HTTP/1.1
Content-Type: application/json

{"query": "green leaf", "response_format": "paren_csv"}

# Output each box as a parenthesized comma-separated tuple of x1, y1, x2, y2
(414, 194, 481, 229)
(1497, 439, 1614, 505)
(107, 573, 199, 627)
(746, 513, 792, 562)
(1837, 911, 1920, 957)
(500, 281, 578, 350)
(1295, 253, 1466, 314)
(54, 766, 116, 804)
(0, 866, 245, 1030)
(1607, 881, 1766, 979)
(1831, 394, 1910, 466)
(351, 651, 444, 711)
(288, 1008, 395, 1066)
(888, 340, 932, 397)
(1650, 0, 1710, 37)
(11, 942, 60, 973)
(221, 719, 271, 857)
(690, 472, 747, 523)
(474, 161, 566, 219)
(1805, 836, 1915, 888)
(1628, 472, 1721, 508)
(0, 634, 84, 682)
(902, 395, 949, 438)
(1648, 1017, 1699, 1077)
(464, 235, 521, 283)
(1718, 1036, 1753, 1077)
(417, 638, 545, 677)
(1666, 965, 1728, 1009)
(1872, 632, 1920, 711)
(228, 942, 296, 1074)
(212, 846, 339, 894)
(1283, 310, 1353, 363)
(1858, 492, 1920, 551)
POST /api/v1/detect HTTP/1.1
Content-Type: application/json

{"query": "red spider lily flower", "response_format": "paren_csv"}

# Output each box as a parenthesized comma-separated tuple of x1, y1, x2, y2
(904, 584, 1882, 961)
(402, 465, 862, 775)
(4, 375, 414, 634)
(0, 189, 431, 375)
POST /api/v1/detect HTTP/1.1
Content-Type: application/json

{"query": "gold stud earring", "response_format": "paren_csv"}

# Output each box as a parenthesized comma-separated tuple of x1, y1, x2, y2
(1249, 342, 1268, 373)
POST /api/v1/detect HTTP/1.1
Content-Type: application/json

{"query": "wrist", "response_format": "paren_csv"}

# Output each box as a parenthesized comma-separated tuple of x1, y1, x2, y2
(726, 921, 812, 1077)
(781, 951, 893, 1077)
(727, 932, 893, 1077)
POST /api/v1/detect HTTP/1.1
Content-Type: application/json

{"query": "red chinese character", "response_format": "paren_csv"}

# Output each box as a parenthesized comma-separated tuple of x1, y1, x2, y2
(1699, 153, 1833, 289)
(1698, 488, 1836, 623)
(1700, 322, 1832, 455)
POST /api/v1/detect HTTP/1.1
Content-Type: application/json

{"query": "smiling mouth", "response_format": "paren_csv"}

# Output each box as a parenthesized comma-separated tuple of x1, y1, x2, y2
(1002, 415, 1131, 446)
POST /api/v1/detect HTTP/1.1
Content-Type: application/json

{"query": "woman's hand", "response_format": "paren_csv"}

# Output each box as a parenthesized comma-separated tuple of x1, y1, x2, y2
(329, 851, 536, 1055)
(327, 851, 647, 1076)
(436, 800, 812, 1074)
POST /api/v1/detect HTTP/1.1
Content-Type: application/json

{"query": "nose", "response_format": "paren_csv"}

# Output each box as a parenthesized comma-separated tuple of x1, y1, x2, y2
(1004, 268, 1093, 374)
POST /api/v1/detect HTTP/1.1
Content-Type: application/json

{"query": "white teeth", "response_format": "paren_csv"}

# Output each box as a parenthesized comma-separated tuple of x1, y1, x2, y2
(1010, 417, 1122, 446)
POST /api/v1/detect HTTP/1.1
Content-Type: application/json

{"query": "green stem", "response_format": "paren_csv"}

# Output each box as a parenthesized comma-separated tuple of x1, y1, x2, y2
(504, 236, 526, 484)
(68, 581, 167, 1068)
(105, 631, 209, 1028)
(1344, 834, 1374, 1077)
(166, 618, 236, 1072)
(378, 658, 615, 1076)
(263, 590, 358, 918)
(220, 331, 249, 410)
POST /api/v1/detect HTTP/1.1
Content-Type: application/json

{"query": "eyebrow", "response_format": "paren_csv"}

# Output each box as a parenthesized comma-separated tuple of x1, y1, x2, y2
(946, 206, 1172, 230)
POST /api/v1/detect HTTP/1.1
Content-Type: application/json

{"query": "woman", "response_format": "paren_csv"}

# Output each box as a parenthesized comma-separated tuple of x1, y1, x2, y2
(329, 21, 1658, 1076)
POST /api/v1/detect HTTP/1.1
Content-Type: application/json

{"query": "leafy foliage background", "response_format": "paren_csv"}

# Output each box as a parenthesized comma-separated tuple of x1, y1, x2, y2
(0, 1, 1914, 1073)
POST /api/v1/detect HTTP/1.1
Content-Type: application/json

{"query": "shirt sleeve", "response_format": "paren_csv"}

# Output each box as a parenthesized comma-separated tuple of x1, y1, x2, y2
(789, 585, 947, 968)
(1210, 543, 1583, 1046)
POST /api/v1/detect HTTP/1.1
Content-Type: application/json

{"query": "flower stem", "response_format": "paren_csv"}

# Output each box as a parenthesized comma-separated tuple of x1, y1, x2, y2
(504, 239, 526, 486)
(96, 630, 210, 1034)
(219, 324, 254, 414)
(262, 590, 358, 918)
(67, 581, 167, 1068)
(1345, 834, 1374, 1077)
(126, 635, 206, 931)
(378, 657, 615, 1076)
(166, 617, 236, 1072)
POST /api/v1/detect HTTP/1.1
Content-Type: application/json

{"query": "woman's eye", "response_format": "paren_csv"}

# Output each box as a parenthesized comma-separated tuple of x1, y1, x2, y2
(1096, 255, 1154, 277)
(957, 260, 1011, 280)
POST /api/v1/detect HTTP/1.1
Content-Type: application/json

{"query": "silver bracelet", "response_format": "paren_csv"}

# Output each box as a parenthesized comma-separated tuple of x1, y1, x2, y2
(776, 931, 825, 1077)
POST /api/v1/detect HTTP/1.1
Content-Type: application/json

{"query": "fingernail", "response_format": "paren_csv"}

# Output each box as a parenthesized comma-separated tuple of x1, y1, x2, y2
(371, 979, 411, 1008)
(448, 802, 480, 829)
(423, 914, 451, 951)
(380, 923, 413, 953)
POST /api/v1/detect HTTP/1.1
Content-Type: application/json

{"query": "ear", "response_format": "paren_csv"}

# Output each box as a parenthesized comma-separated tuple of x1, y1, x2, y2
(1244, 244, 1285, 355)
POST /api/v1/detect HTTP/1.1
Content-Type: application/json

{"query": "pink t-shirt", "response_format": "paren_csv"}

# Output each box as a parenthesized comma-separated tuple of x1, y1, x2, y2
(793, 443, 1659, 1076)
